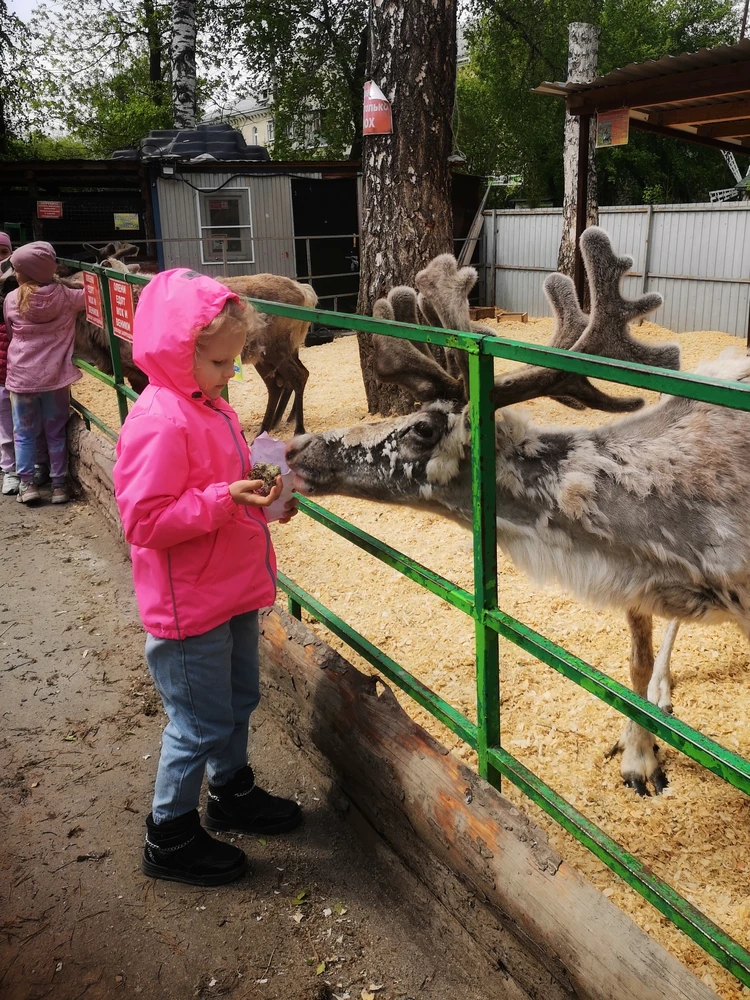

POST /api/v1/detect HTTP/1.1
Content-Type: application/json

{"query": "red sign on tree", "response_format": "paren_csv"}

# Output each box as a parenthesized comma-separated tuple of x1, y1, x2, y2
(108, 278, 135, 343)
(83, 272, 104, 329)
(37, 201, 63, 219)
(363, 81, 393, 135)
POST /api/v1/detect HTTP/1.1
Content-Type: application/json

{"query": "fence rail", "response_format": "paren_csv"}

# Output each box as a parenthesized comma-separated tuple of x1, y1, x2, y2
(64, 257, 750, 991)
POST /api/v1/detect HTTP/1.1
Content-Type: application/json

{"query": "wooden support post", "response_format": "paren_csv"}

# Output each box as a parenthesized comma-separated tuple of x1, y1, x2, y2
(573, 113, 590, 307)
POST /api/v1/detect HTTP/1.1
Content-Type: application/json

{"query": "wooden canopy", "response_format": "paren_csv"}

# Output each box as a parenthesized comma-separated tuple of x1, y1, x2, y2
(534, 39, 750, 305)
(535, 39, 750, 152)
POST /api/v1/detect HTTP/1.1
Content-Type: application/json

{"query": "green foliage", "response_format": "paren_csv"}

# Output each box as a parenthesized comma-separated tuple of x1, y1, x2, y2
(61, 59, 172, 157)
(0, 0, 31, 154)
(4, 132, 91, 160)
(204, 0, 367, 160)
(456, 0, 743, 204)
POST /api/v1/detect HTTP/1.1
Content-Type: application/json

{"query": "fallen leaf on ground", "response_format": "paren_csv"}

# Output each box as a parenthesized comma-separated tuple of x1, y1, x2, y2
(316, 961, 326, 975)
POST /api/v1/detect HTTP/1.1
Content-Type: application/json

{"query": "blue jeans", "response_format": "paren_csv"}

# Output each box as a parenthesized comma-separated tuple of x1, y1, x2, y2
(10, 387, 69, 483)
(145, 611, 260, 824)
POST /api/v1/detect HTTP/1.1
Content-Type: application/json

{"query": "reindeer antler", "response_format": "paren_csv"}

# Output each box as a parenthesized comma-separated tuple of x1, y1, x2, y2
(574, 227, 679, 370)
(371, 287, 464, 403)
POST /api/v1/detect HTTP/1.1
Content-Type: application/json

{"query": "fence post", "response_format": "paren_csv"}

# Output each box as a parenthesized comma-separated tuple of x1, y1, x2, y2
(489, 210, 497, 308)
(641, 204, 654, 295)
(99, 271, 129, 426)
(468, 346, 501, 789)
(221, 237, 228, 277)
(306, 238, 313, 282)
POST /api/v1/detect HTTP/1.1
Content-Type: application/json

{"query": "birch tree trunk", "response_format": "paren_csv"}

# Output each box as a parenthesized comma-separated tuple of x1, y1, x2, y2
(171, 0, 197, 129)
(356, 0, 457, 416)
(557, 22, 599, 280)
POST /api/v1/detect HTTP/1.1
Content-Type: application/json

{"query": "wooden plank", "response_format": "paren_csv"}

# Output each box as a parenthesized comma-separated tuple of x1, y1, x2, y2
(567, 61, 750, 115)
(699, 116, 750, 137)
(654, 97, 750, 126)
(631, 117, 750, 154)
(496, 310, 528, 323)
(258, 606, 720, 1000)
(470, 306, 498, 320)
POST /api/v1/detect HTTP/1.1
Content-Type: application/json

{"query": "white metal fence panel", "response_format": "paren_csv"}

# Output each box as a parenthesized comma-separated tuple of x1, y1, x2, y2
(483, 202, 750, 337)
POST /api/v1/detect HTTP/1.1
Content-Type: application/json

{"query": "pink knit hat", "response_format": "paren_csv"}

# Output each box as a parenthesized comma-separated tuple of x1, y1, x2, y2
(0, 232, 12, 252)
(11, 241, 57, 284)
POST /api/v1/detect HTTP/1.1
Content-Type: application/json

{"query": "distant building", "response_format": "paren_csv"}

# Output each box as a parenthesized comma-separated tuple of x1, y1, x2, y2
(202, 91, 275, 149)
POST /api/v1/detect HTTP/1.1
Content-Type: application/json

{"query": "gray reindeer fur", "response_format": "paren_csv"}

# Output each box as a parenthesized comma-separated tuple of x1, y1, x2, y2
(287, 227, 742, 796)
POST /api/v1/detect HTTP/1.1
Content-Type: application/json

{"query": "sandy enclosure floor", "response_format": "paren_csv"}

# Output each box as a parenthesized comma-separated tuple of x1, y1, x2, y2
(74, 318, 750, 998)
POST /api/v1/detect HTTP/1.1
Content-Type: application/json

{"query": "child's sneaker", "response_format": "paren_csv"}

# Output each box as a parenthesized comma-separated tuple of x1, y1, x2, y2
(51, 485, 70, 504)
(32, 464, 50, 487)
(2, 472, 20, 495)
(142, 809, 246, 886)
(16, 481, 41, 504)
(205, 765, 302, 835)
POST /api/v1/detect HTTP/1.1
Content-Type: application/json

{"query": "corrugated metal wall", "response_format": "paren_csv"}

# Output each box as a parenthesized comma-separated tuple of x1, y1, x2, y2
(155, 172, 297, 277)
(482, 202, 750, 337)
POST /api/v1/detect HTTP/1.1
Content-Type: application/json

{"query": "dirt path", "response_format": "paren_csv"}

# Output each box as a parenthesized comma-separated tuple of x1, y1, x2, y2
(0, 495, 509, 1000)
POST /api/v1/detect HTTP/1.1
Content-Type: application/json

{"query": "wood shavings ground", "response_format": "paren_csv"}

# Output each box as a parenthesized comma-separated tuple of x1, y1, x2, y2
(75, 319, 750, 999)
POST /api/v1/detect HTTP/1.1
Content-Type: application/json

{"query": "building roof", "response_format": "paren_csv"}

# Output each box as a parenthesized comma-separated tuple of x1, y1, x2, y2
(534, 38, 750, 153)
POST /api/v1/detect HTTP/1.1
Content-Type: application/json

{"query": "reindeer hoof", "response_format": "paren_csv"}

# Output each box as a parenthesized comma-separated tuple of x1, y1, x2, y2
(651, 768, 669, 794)
(624, 774, 650, 797)
(604, 741, 620, 760)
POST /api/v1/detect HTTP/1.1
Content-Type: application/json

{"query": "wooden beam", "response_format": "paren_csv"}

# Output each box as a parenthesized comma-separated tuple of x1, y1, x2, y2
(699, 116, 750, 137)
(258, 605, 720, 1000)
(568, 61, 750, 115)
(631, 117, 750, 153)
(654, 97, 750, 126)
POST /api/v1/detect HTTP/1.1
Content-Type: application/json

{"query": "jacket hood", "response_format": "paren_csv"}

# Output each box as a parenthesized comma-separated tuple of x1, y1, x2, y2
(18, 281, 69, 323)
(132, 268, 240, 399)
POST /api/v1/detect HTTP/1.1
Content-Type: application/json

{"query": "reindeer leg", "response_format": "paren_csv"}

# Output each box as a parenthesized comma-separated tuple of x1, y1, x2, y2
(648, 619, 678, 714)
(290, 354, 309, 436)
(272, 387, 293, 427)
(607, 610, 668, 796)
(255, 362, 284, 435)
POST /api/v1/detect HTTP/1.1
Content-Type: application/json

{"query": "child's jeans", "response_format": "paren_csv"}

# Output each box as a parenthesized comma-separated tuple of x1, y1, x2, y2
(0, 386, 51, 475)
(10, 388, 70, 483)
(145, 611, 261, 824)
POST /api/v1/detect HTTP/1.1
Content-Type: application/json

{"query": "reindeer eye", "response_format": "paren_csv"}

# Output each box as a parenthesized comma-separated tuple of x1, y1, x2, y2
(410, 420, 438, 441)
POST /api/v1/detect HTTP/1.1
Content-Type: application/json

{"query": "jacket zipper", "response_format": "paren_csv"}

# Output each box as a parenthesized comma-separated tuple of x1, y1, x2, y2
(213, 405, 276, 592)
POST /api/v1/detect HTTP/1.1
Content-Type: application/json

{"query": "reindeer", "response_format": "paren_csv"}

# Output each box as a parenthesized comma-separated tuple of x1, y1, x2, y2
(218, 273, 318, 436)
(66, 259, 318, 435)
(286, 226, 750, 797)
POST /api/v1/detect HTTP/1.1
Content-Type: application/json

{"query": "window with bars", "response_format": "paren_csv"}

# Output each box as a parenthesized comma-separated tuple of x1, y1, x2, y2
(197, 190, 254, 264)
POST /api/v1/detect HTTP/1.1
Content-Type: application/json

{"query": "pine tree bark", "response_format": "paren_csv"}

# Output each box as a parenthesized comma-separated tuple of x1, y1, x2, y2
(171, 0, 197, 129)
(557, 22, 599, 282)
(356, 0, 457, 416)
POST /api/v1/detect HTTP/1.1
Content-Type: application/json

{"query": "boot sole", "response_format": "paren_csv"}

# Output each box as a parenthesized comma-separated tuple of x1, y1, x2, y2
(141, 855, 246, 886)
(204, 811, 303, 836)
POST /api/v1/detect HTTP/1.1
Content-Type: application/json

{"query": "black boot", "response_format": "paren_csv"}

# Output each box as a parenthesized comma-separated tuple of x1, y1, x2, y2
(142, 809, 246, 886)
(205, 766, 302, 835)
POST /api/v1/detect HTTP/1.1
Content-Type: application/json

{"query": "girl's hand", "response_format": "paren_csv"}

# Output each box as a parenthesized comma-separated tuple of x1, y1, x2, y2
(230, 477, 284, 506)
(277, 496, 299, 525)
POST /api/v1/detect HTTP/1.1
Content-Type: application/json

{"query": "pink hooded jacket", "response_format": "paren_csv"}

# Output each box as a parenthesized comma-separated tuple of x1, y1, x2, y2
(3, 282, 84, 393)
(113, 268, 277, 640)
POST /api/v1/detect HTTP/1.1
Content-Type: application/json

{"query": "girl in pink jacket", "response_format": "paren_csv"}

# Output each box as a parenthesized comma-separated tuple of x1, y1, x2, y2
(114, 268, 300, 887)
(3, 241, 82, 504)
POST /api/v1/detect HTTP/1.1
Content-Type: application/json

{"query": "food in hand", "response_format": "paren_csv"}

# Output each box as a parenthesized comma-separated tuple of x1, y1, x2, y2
(250, 463, 282, 496)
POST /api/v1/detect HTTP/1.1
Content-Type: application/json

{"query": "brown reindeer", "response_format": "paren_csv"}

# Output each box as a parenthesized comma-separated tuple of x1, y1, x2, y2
(285, 228, 748, 797)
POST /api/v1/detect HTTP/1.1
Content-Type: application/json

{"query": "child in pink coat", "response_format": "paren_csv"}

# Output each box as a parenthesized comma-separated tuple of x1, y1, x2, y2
(3, 241, 83, 504)
(114, 268, 300, 886)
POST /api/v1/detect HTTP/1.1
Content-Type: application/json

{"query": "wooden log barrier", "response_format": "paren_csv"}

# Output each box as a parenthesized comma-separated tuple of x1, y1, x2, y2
(259, 606, 719, 1000)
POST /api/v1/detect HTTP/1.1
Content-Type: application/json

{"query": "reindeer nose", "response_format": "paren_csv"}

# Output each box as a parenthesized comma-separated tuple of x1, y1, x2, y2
(286, 434, 312, 465)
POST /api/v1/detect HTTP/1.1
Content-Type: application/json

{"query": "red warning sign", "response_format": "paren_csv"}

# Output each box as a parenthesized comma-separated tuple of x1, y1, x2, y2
(83, 272, 104, 329)
(363, 81, 393, 136)
(108, 277, 135, 343)
(36, 201, 63, 219)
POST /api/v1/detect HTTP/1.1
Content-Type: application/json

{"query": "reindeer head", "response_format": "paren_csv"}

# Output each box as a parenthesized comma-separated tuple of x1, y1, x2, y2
(287, 228, 680, 520)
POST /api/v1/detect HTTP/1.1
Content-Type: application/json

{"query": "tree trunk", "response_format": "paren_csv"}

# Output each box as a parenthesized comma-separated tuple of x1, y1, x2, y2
(171, 0, 197, 129)
(143, 0, 163, 102)
(347, 27, 368, 163)
(557, 22, 599, 282)
(356, 0, 457, 416)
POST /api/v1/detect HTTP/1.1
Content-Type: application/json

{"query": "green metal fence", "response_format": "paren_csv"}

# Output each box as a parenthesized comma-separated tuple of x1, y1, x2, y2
(64, 258, 750, 989)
